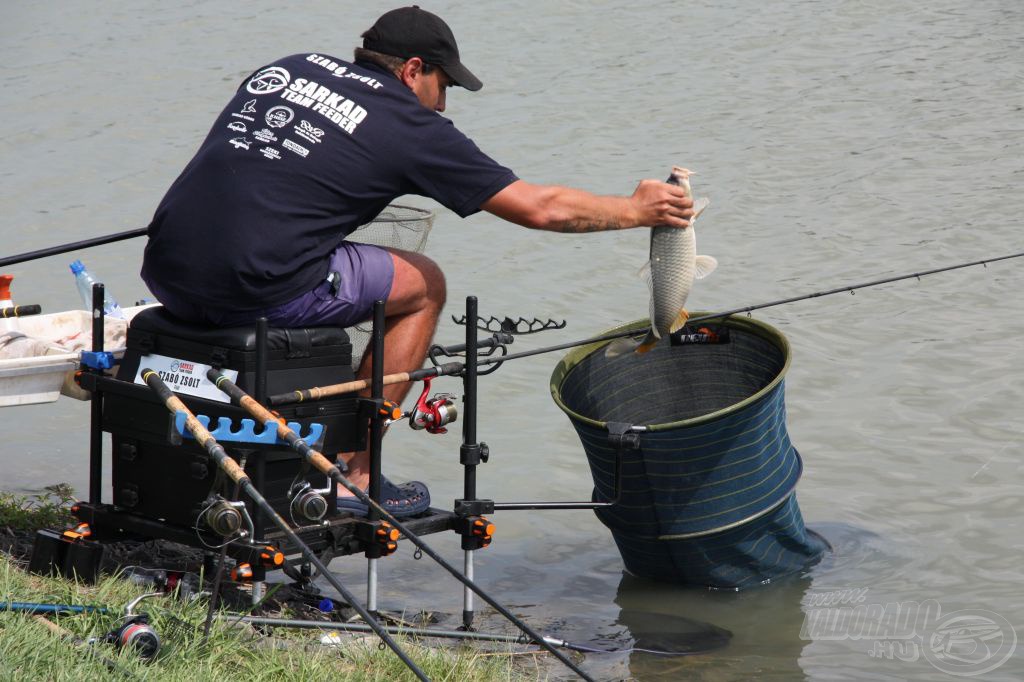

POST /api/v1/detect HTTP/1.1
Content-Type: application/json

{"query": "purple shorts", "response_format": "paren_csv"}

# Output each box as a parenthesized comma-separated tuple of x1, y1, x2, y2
(151, 241, 394, 328)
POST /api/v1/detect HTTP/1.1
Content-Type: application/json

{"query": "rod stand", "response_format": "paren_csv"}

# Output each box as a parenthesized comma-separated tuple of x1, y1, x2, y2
(459, 442, 488, 466)
(454, 499, 494, 516)
(355, 519, 399, 559)
(88, 283, 107, 505)
(453, 515, 494, 552)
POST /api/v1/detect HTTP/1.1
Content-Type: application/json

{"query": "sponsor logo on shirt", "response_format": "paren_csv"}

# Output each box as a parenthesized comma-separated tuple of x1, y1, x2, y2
(306, 54, 384, 89)
(280, 78, 367, 134)
(231, 99, 258, 121)
(282, 139, 309, 158)
(253, 128, 277, 143)
(265, 106, 294, 128)
(246, 66, 291, 95)
(227, 121, 247, 133)
(229, 137, 251, 150)
(259, 147, 281, 160)
(294, 120, 325, 144)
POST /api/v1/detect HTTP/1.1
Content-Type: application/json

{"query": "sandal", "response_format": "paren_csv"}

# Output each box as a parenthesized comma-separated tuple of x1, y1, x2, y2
(336, 476, 431, 518)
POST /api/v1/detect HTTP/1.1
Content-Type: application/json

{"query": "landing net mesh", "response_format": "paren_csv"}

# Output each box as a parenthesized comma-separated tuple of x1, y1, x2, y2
(345, 204, 434, 366)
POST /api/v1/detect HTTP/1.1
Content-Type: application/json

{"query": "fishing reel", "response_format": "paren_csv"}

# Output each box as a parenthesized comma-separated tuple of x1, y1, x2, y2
(200, 497, 254, 539)
(105, 615, 161, 662)
(99, 592, 164, 662)
(409, 377, 458, 434)
(289, 481, 330, 524)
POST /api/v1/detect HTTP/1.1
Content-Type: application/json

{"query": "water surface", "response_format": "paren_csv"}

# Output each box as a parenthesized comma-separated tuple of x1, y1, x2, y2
(3, 2, 1023, 679)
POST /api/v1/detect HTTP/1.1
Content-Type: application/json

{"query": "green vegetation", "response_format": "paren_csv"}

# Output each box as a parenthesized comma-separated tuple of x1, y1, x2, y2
(0, 487, 540, 681)
(0, 484, 76, 532)
(0, 553, 536, 681)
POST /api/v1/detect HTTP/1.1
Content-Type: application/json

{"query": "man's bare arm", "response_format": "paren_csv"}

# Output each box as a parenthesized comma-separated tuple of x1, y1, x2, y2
(481, 179, 694, 233)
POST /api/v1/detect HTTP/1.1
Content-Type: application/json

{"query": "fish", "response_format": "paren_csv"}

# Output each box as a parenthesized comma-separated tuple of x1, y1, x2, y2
(605, 166, 715, 357)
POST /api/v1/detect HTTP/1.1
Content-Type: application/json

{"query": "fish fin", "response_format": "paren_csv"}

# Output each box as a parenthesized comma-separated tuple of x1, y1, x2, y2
(691, 197, 711, 223)
(669, 309, 690, 334)
(694, 255, 718, 280)
(648, 298, 661, 339)
(604, 337, 642, 358)
(637, 260, 652, 288)
(636, 336, 660, 354)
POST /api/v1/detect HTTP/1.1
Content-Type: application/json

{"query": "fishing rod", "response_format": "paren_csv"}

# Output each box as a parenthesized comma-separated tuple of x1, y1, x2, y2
(207, 369, 596, 682)
(33, 615, 132, 678)
(267, 362, 463, 406)
(2, 602, 107, 615)
(477, 248, 1024, 366)
(140, 369, 431, 682)
(219, 615, 727, 657)
(234, 250, 1024, 408)
(0, 228, 147, 269)
(1, 304, 42, 319)
(23, 592, 167, 673)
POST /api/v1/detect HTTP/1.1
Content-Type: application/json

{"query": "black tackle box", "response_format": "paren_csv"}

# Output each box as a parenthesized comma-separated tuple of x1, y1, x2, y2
(104, 306, 363, 527)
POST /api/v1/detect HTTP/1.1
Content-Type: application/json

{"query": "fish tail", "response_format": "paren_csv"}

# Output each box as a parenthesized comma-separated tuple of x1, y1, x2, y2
(604, 337, 642, 358)
(669, 309, 690, 334)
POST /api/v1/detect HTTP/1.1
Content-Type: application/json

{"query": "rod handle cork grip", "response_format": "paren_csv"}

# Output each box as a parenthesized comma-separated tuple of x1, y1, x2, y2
(209, 369, 337, 477)
(209, 370, 287, 433)
(269, 371, 414, 406)
(141, 369, 248, 485)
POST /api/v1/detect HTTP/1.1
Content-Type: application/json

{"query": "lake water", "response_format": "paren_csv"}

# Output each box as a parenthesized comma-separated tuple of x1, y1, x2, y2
(4, 1, 1023, 680)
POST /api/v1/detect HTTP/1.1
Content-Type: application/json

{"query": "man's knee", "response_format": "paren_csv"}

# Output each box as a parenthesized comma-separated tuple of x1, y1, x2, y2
(388, 249, 446, 312)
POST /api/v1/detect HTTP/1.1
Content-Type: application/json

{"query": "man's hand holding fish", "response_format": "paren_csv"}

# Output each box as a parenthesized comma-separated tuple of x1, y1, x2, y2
(629, 178, 696, 229)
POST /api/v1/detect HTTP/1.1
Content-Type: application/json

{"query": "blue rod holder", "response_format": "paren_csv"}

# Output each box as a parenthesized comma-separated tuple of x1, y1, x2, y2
(174, 411, 324, 447)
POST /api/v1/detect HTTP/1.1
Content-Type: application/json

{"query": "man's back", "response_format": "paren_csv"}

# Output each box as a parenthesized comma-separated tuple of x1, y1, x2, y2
(142, 53, 514, 314)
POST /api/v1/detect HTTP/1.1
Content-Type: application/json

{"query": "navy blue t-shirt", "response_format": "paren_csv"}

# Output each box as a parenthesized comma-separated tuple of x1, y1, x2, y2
(142, 53, 517, 311)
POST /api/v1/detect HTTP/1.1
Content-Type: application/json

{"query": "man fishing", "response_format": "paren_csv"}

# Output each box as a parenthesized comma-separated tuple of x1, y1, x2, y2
(140, 6, 695, 517)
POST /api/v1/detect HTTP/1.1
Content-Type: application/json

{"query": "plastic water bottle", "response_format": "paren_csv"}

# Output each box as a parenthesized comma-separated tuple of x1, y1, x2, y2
(69, 260, 126, 319)
(120, 566, 168, 589)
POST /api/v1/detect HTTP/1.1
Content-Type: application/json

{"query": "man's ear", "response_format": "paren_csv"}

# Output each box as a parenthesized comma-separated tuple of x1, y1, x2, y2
(399, 57, 425, 87)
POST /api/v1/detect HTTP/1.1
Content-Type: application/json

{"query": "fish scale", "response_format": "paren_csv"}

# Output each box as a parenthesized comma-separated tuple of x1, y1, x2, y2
(605, 167, 715, 357)
(649, 170, 698, 334)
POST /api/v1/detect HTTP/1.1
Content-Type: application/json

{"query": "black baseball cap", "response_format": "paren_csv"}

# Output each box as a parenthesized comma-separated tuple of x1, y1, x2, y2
(362, 6, 483, 91)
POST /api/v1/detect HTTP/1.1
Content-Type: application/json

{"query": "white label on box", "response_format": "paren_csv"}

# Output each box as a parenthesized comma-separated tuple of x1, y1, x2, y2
(133, 354, 239, 403)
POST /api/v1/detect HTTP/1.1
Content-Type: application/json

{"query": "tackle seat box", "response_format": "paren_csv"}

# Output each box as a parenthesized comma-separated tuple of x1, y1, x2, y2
(105, 306, 363, 527)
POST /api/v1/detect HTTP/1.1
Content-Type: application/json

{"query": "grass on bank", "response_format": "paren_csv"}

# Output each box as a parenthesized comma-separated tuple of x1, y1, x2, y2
(0, 552, 539, 682)
(0, 487, 541, 681)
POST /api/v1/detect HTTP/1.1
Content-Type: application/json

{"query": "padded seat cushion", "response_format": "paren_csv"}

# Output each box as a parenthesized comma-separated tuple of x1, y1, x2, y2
(129, 306, 349, 352)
